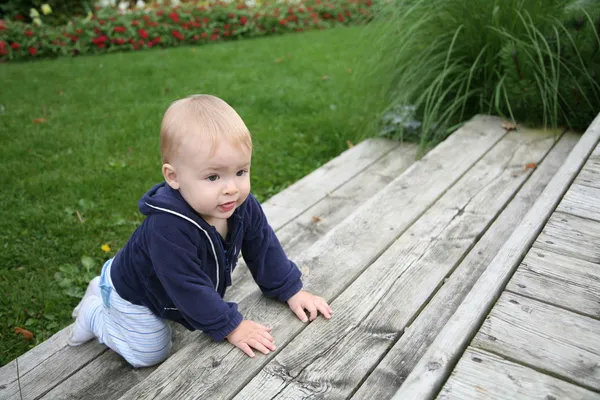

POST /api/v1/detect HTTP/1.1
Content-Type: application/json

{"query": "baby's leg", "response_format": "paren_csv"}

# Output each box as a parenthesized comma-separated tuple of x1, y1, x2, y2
(90, 289, 172, 368)
(72, 276, 101, 318)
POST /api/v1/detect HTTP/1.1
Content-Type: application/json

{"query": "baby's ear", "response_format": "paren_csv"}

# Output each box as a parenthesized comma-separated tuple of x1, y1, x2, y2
(162, 163, 180, 190)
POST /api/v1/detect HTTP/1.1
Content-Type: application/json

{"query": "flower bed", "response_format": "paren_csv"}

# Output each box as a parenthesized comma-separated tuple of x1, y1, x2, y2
(0, 0, 373, 62)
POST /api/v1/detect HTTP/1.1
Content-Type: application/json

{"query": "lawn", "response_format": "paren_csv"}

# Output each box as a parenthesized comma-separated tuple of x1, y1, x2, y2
(0, 25, 370, 366)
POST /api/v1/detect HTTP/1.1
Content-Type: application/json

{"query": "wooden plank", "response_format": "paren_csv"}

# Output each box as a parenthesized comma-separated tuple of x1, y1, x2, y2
(261, 138, 401, 229)
(0, 328, 107, 400)
(507, 246, 600, 319)
(40, 143, 419, 400)
(556, 183, 600, 222)
(575, 144, 600, 189)
(473, 292, 600, 391)
(393, 113, 600, 400)
(231, 143, 419, 290)
(438, 348, 600, 400)
(350, 132, 579, 400)
(114, 115, 508, 400)
(232, 129, 559, 400)
(536, 212, 600, 264)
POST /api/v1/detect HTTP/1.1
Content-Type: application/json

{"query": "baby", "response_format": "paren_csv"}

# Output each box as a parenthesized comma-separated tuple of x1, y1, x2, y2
(68, 94, 332, 367)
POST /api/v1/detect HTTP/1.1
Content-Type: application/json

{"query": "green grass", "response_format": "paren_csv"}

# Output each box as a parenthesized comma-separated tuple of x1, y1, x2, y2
(0, 26, 370, 366)
(350, 0, 600, 148)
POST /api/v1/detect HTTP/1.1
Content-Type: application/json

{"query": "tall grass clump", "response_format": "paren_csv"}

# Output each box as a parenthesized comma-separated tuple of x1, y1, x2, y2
(350, 0, 600, 148)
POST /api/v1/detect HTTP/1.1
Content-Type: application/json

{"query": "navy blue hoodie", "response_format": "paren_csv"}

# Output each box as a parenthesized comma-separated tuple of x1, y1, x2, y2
(110, 182, 302, 342)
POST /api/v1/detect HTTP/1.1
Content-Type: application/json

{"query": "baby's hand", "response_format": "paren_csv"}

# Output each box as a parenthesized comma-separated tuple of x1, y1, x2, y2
(226, 320, 276, 358)
(287, 290, 333, 323)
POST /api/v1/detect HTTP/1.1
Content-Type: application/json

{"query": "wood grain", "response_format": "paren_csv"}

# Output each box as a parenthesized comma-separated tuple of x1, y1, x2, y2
(556, 183, 600, 222)
(350, 132, 579, 400)
(393, 112, 600, 400)
(507, 246, 600, 319)
(438, 348, 600, 400)
(473, 292, 600, 391)
(536, 212, 600, 264)
(231, 129, 559, 399)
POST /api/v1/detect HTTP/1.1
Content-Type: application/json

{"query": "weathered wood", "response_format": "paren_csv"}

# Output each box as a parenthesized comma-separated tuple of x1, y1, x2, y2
(0, 138, 401, 400)
(230, 142, 419, 290)
(556, 183, 600, 222)
(536, 212, 600, 264)
(473, 292, 600, 391)
(393, 112, 600, 400)
(231, 129, 559, 400)
(507, 246, 600, 319)
(575, 144, 600, 189)
(38, 143, 418, 400)
(350, 132, 579, 400)
(261, 138, 401, 229)
(115, 115, 507, 400)
(0, 328, 107, 400)
(438, 348, 600, 400)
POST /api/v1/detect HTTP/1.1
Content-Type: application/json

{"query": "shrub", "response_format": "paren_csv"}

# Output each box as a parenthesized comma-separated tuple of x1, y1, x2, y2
(0, 0, 91, 26)
(352, 0, 600, 147)
(0, 0, 374, 61)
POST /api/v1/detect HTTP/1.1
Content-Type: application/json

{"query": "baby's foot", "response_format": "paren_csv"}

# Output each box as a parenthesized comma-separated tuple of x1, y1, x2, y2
(72, 276, 101, 318)
(67, 295, 100, 346)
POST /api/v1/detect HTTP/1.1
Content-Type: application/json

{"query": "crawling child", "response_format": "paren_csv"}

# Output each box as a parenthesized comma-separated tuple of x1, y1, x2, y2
(68, 94, 332, 367)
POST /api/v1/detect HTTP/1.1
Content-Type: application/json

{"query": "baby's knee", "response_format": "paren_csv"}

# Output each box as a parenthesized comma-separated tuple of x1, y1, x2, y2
(127, 334, 172, 368)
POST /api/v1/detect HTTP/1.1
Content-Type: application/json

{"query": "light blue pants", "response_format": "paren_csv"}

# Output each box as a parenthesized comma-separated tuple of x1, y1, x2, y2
(84, 259, 172, 368)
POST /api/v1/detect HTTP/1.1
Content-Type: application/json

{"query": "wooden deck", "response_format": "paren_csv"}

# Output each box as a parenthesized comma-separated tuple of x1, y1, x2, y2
(1, 114, 599, 400)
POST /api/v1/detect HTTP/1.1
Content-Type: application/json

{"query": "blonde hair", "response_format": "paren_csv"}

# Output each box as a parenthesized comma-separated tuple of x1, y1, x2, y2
(160, 94, 252, 164)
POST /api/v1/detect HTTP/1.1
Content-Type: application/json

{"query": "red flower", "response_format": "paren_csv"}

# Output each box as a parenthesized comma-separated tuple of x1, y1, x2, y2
(228, 13, 235, 18)
(157, 10, 164, 16)
(337, 14, 345, 22)
(153, 37, 161, 44)
(14, 15, 25, 21)
(193, 34, 200, 40)
(10, 42, 20, 49)
(24, 30, 34, 37)
(240, 16, 248, 26)
(201, 32, 207, 38)
(91, 35, 107, 46)
(131, 20, 140, 26)
(114, 26, 127, 33)
(116, 38, 125, 45)
(203, 17, 209, 24)
(279, 19, 287, 25)
(210, 33, 219, 40)
(138, 29, 149, 39)
(168, 12, 180, 23)
(171, 30, 184, 40)
(98, 20, 106, 25)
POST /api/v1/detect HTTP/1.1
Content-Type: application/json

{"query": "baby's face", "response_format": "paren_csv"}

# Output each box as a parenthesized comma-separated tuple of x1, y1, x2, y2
(174, 136, 251, 226)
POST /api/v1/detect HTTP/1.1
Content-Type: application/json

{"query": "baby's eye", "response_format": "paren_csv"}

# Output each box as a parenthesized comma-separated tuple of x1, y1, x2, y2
(236, 169, 248, 177)
(207, 174, 219, 182)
